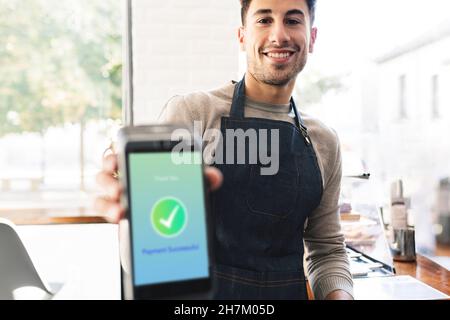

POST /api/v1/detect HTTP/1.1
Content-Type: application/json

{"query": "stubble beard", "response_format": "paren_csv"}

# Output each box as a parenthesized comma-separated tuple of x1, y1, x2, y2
(248, 50, 308, 86)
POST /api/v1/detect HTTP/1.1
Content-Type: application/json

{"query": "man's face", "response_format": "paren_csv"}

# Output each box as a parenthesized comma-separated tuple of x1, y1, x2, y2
(239, 0, 317, 86)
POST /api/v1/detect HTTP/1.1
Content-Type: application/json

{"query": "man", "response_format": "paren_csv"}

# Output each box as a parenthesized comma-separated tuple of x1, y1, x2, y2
(96, 0, 353, 300)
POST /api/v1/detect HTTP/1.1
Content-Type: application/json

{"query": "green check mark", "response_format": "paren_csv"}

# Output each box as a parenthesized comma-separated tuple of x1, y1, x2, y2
(151, 197, 187, 238)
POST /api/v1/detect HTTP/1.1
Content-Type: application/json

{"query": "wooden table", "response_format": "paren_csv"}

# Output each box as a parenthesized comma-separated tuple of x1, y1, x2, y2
(11, 215, 108, 226)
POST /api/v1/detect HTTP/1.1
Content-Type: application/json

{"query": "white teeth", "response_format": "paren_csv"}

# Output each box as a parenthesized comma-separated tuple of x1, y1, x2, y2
(267, 52, 292, 59)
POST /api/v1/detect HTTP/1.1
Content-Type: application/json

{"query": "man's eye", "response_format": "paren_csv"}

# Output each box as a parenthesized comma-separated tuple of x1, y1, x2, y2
(286, 19, 302, 25)
(257, 18, 271, 24)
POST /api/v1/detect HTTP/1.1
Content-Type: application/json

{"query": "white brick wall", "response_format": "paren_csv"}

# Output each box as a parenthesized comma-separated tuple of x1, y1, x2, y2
(130, 0, 241, 124)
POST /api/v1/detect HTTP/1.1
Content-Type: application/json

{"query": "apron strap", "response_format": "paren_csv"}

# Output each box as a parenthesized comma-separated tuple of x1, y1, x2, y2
(229, 78, 246, 119)
(291, 98, 305, 127)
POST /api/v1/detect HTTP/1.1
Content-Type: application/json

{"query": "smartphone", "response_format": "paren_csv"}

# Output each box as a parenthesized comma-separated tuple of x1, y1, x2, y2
(117, 125, 213, 300)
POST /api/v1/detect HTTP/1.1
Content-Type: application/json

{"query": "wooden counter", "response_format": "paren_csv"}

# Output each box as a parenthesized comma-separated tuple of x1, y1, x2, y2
(394, 254, 449, 296)
(306, 253, 449, 300)
(9, 215, 450, 299)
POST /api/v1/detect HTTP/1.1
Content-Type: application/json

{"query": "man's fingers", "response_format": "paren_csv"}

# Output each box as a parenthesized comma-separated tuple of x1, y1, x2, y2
(96, 171, 122, 200)
(94, 197, 125, 224)
(96, 154, 123, 224)
(205, 167, 223, 192)
(103, 154, 118, 174)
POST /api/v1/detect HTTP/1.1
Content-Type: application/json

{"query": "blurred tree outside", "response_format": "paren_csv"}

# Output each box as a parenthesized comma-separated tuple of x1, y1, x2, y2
(296, 69, 347, 109)
(0, 0, 122, 190)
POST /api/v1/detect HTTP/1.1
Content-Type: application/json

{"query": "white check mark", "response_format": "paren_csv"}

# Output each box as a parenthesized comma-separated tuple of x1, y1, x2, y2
(159, 205, 180, 229)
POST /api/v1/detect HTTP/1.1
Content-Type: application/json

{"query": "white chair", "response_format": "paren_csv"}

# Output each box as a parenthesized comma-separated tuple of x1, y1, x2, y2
(0, 218, 54, 300)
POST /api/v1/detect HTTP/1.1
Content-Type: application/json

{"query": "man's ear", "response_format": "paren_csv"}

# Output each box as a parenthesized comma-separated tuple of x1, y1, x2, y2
(309, 27, 318, 53)
(238, 26, 246, 51)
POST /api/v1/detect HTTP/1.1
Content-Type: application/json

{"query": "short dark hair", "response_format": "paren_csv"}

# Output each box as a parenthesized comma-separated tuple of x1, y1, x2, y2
(240, 0, 317, 26)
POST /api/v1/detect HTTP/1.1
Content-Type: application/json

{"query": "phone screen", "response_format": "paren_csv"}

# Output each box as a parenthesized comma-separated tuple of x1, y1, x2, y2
(127, 151, 209, 287)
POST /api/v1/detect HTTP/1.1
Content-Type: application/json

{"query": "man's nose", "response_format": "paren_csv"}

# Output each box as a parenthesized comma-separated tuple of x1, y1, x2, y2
(269, 21, 290, 46)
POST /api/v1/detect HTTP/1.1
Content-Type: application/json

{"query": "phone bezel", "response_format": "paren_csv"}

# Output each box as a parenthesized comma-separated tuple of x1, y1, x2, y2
(123, 138, 213, 300)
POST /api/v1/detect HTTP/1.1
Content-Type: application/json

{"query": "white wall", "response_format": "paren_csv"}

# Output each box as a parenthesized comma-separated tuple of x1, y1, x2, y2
(130, 0, 241, 124)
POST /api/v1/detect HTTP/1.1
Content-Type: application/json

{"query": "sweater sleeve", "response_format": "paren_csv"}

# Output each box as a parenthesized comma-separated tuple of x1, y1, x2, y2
(303, 130, 354, 300)
(158, 95, 194, 126)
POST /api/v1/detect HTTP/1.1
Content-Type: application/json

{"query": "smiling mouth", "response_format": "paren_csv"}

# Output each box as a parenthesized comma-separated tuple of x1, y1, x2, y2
(263, 51, 295, 59)
(262, 49, 298, 64)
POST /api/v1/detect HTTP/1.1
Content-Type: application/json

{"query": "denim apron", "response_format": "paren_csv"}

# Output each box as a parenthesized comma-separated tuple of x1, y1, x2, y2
(211, 77, 324, 300)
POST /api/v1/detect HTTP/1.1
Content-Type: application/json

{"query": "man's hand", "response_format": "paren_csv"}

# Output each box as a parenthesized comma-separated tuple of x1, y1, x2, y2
(324, 290, 354, 300)
(95, 154, 223, 224)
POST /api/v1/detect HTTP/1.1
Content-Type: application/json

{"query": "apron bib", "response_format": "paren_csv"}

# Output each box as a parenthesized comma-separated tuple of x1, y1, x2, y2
(211, 77, 323, 300)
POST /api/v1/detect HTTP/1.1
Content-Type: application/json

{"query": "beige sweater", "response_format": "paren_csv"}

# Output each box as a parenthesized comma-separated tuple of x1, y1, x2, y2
(158, 81, 353, 300)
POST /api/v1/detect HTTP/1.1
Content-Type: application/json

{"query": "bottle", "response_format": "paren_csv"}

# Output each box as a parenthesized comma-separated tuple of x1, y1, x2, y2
(391, 202, 408, 230)
(390, 180, 408, 230)
(389, 180, 416, 261)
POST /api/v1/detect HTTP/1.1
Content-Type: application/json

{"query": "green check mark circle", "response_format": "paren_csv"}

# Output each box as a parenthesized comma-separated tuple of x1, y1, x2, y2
(151, 197, 188, 238)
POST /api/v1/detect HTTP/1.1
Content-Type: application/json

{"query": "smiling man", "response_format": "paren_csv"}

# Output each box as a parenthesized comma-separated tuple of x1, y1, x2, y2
(243, 1, 315, 89)
(97, 0, 354, 300)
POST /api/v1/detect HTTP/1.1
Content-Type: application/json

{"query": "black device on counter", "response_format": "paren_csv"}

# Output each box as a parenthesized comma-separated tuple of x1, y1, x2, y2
(117, 125, 214, 300)
(437, 178, 450, 245)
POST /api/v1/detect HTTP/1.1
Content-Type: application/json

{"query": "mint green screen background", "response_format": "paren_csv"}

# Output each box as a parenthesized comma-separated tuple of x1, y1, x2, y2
(128, 152, 209, 286)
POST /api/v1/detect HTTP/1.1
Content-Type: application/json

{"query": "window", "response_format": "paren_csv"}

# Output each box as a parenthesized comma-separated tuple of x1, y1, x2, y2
(398, 74, 408, 120)
(431, 74, 440, 119)
(0, 0, 122, 222)
(304, 0, 450, 256)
